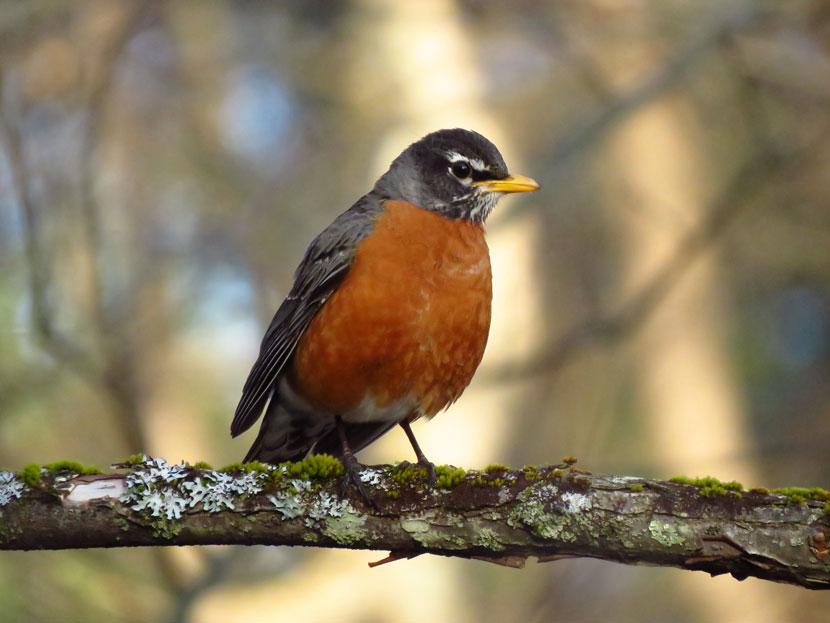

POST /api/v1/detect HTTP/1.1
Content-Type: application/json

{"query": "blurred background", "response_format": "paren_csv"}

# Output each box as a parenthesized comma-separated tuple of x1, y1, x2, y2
(1, 0, 829, 621)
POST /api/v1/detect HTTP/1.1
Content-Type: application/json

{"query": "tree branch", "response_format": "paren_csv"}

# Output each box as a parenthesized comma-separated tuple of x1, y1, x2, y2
(1, 458, 828, 590)
(486, 120, 830, 383)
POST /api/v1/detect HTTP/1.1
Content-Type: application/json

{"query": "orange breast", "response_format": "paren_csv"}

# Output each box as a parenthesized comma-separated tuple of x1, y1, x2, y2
(290, 200, 492, 419)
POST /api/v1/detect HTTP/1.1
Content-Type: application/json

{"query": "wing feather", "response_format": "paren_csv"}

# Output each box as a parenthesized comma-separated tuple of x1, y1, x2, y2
(230, 197, 379, 437)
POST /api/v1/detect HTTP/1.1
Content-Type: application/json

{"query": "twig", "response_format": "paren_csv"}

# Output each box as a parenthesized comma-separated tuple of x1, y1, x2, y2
(486, 127, 828, 383)
(503, 3, 769, 227)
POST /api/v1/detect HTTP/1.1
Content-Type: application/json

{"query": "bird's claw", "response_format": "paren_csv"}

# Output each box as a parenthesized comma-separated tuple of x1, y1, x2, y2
(339, 454, 377, 510)
(421, 459, 437, 487)
(397, 459, 437, 487)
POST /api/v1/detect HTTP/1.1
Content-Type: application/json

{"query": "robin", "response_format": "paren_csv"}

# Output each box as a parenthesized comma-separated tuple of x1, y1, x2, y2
(231, 128, 539, 491)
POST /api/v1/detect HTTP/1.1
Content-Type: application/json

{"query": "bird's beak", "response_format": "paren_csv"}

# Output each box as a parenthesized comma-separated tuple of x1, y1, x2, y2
(474, 174, 540, 194)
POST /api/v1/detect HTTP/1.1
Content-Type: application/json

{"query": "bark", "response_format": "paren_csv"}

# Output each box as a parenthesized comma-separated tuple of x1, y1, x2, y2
(0, 459, 828, 590)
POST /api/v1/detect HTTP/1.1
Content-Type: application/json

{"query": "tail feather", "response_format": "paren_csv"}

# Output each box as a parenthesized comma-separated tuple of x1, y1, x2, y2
(311, 421, 399, 458)
(243, 402, 401, 464)
(243, 399, 332, 464)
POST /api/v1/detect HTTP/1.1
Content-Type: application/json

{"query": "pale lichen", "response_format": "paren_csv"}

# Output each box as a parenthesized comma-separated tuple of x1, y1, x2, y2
(181, 470, 264, 513)
(400, 514, 467, 549)
(474, 527, 506, 552)
(648, 519, 685, 547)
(306, 491, 356, 528)
(267, 477, 363, 540)
(562, 491, 592, 513)
(507, 484, 574, 541)
(120, 457, 190, 520)
(268, 491, 304, 519)
(359, 468, 383, 487)
(0, 472, 24, 507)
(120, 456, 267, 522)
(322, 510, 368, 545)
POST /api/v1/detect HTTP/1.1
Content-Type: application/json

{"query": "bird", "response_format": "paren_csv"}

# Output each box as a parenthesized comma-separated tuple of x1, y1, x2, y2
(231, 128, 539, 492)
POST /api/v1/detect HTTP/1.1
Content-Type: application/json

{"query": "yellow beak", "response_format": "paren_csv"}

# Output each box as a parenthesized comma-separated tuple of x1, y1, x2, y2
(474, 174, 540, 194)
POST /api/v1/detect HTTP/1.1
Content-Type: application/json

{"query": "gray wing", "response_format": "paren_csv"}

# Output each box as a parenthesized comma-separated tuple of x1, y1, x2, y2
(230, 195, 381, 437)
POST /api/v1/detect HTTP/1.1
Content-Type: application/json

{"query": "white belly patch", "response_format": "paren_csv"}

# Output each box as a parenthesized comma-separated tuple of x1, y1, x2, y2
(342, 393, 419, 424)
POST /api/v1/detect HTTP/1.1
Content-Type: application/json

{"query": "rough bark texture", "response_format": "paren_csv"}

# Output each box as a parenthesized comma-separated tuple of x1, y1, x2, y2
(1, 458, 828, 590)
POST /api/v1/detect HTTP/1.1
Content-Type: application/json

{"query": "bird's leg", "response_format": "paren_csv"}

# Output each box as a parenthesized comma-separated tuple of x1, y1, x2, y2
(335, 417, 374, 506)
(400, 420, 436, 486)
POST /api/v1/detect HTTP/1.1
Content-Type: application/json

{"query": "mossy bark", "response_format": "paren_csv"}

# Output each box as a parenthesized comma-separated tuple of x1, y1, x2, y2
(1, 461, 828, 590)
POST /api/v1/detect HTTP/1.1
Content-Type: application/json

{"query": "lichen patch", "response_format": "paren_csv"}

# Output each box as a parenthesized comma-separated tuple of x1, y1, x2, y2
(120, 456, 268, 521)
(648, 519, 685, 547)
(0, 472, 24, 507)
(562, 492, 592, 513)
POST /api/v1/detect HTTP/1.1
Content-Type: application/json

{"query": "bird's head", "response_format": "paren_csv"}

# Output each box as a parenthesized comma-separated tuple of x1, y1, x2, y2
(375, 128, 540, 223)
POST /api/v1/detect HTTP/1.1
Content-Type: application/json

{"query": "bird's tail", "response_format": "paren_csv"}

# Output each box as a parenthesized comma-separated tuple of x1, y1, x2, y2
(310, 420, 399, 458)
(242, 399, 330, 464)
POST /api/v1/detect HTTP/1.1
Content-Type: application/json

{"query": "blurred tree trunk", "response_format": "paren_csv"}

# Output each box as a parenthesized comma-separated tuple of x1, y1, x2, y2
(189, 1, 545, 621)
(599, 23, 783, 623)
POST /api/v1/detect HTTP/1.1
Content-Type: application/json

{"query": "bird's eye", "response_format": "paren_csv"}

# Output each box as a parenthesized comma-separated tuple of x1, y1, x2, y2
(450, 161, 472, 179)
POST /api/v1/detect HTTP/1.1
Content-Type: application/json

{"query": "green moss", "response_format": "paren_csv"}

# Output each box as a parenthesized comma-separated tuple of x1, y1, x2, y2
(485, 464, 510, 475)
(123, 454, 147, 466)
(219, 460, 274, 475)
(562, 456, 578, 466)
(522, 465, 540, 482)
(390, 464, 429, 486)
(435, 465, 467, 489)
(19, 464, 42, 487)
(282, 454, 344, 480)
(669, 476, 743, 497)
(551, 468, 566, 479)
(629, 483, 644, 493)
(386, 489, 401, 499)
(670, 476, 830, 504)
(192, 461, 213, 470)
(242, 461, 271, 474)
(824, 501, 830, 515)
(472, 473, 505, 488)
(771, 487, 830, 505)
(43, 460, 101, 475)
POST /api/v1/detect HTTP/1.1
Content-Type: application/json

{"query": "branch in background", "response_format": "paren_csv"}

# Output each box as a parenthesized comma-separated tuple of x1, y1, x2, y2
(486, 123, 829, 383)
(1, 457, 828, 590)
(0, 4, 185, 593)
(75, 3, 153, 453)
(504, 3, 769, 227)
(480, 6, 781, 385)
(0, 97, 104, 386)
(0, 5, 150, 447)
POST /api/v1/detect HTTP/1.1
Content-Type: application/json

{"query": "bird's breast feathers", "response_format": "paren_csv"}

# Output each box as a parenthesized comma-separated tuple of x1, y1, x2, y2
(289, 200, 492, 421)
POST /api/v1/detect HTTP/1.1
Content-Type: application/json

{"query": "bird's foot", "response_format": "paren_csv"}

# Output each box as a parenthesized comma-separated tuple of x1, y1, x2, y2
(396, 458, 437, 487)
(398, 421, 436, 486)
(339, 453, 377, 510)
